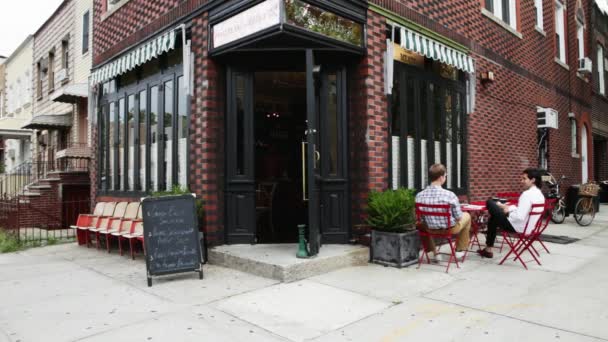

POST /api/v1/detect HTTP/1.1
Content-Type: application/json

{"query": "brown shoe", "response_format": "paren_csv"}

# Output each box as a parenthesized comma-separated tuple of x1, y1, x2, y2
(477, 249, 494, 258)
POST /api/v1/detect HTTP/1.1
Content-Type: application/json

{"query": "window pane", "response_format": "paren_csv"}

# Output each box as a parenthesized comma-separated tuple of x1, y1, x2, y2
(99, 106, 107, 189)
(598, 46, 605, 95)
(127, 94, 135, 191)
(327, 73, 338, 176)
(445, 92, 454, 189)
(118, 98, 125, 190)
(284, 0, 363, 46)
(420, 82, 429, 186)
(164, 80, 174, 190)
(82, 11, 89, 54)
(406, 78, 415, 188)
(150, 86, 159, 191)
(177, 76, 188, 188)
(455, 93, 464, 188)
(139, 90, 147, 191)
(235, 75, 245, 175)
(109, 102, 116, 190)
(391, 75, 401, 189)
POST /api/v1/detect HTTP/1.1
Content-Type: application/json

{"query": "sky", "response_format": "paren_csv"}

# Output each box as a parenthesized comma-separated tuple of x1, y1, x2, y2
(0, 0, 64, 58)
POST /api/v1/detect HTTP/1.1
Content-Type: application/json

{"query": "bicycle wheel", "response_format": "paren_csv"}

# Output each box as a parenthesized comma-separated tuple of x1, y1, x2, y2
(551, 204, 566, 224)
(574, 197, 595, 226)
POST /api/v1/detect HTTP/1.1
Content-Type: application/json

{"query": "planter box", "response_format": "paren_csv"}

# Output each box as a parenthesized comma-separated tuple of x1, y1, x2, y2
(370, 228, 420, 268)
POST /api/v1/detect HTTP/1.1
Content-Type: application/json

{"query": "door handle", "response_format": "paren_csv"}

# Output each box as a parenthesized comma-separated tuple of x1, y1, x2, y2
(301, 141, 308, 201)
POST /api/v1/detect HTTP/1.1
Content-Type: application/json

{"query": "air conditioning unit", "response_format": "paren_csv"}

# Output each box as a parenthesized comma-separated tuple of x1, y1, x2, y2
(537, 107, 558, 129)
(578, 57, 592, 74)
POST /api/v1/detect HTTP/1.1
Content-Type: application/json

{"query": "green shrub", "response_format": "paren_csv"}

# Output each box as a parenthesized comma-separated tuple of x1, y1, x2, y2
(366, 188, 416, 232)
(0, 230, 23, 253)
(151, 186, 205, 228)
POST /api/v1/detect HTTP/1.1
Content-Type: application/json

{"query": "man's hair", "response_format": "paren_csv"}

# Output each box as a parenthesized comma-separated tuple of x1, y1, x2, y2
(523, 168, 543, 188)
(429, 164, 446, 182)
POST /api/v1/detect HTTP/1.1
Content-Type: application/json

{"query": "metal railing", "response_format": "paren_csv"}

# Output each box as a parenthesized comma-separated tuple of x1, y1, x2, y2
(0, 160, 33, 199)
(0, 198, 89, 245)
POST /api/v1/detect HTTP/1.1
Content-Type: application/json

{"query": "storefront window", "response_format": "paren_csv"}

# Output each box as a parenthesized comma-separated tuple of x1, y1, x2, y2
(390, 63, 467, 193)
(284, 0, 363, 46)
(97, 48, 185, 194)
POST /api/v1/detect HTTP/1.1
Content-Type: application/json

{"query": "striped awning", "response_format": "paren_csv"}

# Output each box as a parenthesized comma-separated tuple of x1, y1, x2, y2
(398, 26, 475, 74)
(91, 30, 176, 85)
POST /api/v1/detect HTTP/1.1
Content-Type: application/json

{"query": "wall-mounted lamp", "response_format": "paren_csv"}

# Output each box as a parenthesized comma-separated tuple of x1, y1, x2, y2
(481, 71, 495, 84)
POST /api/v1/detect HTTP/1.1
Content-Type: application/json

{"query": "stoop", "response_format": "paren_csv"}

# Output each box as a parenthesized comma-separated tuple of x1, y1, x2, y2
(208, 244, 369, 282)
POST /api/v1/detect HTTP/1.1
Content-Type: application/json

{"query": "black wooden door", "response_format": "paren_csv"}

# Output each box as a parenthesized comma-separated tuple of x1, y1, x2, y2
(225, 68, 256, 244)
(305, 51, 350, 254)
(317, 66, 349, 245)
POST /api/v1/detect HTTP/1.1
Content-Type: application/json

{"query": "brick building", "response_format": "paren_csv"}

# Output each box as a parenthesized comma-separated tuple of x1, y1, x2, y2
(90, 0, 596, 250)
(591, 0, 608, 181)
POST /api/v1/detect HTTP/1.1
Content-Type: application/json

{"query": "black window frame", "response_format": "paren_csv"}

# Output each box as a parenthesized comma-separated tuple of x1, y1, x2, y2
(390, 62, 468, 195)
(97, 60, 186, 197)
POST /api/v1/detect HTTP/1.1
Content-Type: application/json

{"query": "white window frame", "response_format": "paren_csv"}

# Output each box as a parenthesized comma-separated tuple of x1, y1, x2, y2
(555, 1, 566, 63)
(599, 45, 605, 95)
(535, 0, 544, 31)
(485, 0, 518, 31)
(577, 20, 584, 62)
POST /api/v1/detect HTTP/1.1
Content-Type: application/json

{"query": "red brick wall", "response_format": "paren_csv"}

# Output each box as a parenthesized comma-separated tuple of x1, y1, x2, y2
(349, 10, 390, 225)
(370, 0, 592, 199)
(92, 0, 209, 66)
(190, 13, 225, 246)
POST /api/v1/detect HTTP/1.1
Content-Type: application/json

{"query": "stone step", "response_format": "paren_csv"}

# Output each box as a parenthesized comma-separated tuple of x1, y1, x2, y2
(22, 192, 41, 197)
(28, 185, 52, 190)
(208, 244, 368, 283)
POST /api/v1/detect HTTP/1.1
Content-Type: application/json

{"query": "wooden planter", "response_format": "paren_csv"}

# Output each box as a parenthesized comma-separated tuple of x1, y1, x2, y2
(370, 227, 420, 268)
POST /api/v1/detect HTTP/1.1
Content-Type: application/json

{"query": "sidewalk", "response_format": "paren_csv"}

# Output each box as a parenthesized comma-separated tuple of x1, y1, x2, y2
(0, 206, 607, 342)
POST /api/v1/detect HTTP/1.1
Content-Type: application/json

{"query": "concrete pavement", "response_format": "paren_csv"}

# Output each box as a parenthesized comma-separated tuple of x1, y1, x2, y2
(0, 206, 607, 342)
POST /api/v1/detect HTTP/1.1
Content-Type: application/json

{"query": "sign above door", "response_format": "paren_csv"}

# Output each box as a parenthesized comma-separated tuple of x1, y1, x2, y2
(209, 0, 366, 55)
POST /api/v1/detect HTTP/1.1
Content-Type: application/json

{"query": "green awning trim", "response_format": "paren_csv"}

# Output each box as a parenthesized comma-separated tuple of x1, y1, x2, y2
(369, 3, 469, 54)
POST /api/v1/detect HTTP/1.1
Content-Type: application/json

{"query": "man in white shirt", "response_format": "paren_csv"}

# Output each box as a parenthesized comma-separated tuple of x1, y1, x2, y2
(478, 168, 546, 258)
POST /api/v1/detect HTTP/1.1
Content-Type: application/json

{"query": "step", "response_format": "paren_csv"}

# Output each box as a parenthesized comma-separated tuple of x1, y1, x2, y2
(40, 178, 61, 182)
(22, 192, 41, 197)
(208, 244, 368, 282)
(28, 185, 52, 190)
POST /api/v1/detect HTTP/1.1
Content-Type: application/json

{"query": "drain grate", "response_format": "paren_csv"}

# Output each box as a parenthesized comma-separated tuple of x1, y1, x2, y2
(539, 234, 580, 244)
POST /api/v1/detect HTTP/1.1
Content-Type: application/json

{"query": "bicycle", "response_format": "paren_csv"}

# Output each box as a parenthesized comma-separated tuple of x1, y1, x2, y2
(574, 182, 600, 226)
(544, 172, 567, 224)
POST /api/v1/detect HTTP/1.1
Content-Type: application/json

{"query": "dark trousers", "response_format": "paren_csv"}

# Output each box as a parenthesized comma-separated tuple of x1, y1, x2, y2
(485, 199, 516, 247)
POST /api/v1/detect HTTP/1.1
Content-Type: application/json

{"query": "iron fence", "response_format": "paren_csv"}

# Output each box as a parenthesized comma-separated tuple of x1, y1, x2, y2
(0, 198, 90, 246)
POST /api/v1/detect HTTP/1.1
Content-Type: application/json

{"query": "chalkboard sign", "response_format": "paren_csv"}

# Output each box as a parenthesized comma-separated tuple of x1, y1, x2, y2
(142, 195, 203, 287)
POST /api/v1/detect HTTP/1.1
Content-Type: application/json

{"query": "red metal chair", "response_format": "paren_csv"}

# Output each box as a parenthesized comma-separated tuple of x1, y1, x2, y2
(498, 203, 546, 269)
(529, 198, 557, 256)
(120, 221, 144, 260)
(416, 203, 466, 273)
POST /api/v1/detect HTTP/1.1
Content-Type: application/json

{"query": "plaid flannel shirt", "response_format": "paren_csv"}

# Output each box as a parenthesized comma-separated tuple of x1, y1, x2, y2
(415, 185, 463, 229)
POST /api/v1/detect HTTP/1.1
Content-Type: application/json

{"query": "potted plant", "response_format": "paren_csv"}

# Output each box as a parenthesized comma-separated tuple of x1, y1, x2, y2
(367, 187, 419, 268)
